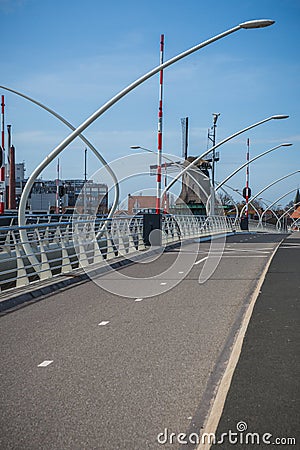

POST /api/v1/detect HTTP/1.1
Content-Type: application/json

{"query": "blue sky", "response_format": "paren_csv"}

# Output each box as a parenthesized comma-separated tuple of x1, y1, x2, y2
(1, 0, 300, 207)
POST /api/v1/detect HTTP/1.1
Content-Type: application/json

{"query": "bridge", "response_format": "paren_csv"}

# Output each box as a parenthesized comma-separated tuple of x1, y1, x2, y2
(0, 214, 298, 449)
(0, 14, 298, 449)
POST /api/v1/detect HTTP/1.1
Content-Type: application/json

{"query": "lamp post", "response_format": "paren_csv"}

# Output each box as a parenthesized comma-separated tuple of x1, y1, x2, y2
(257, 197, 280, 227)
(161, 115, 289, 208)
(216, 143, 293, 192)
(208, 113, 220, 215)
(239, 170, 300, 217)
(17, 19, 275, 234)
(259, 187, 298, 227)
(215, 141, 292, 230)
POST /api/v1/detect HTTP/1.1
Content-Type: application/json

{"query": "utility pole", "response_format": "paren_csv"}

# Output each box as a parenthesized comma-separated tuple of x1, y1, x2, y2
(0, 95, 6, 214)
(84, 148, 87, 182)
(56, 158, 60, 214)
(245, 138, 250, 221)
(7, 125, 16, 209)
(84, 148, 88, 214)
(207, 113, 220, 215)
(241, 138, 251, 230)
(181, 117, 188, 160)
(156, 34, 164, 214)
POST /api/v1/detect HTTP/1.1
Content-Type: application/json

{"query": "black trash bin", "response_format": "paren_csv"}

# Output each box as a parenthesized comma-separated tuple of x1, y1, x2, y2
(143, 213, 162, 246)
(240, 216, 249, 231)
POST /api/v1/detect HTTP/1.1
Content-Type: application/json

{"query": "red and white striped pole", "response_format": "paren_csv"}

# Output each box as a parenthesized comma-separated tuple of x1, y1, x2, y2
(156, 34, 164, 214)
(56, 158, 60, 214)
(245, 138, 250, 218)
(0, 95, 6, 214)
(163, 161, 168, 213)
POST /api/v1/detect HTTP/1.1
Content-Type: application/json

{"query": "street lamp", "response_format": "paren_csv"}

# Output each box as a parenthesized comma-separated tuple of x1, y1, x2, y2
(161, 115, 289, 210)
(216, 143, 293, 192)
(18, 18, 275, 236)
(259, 187, 298, 227)
(256, 197, 280, 226)
(208, 112, 220, 216)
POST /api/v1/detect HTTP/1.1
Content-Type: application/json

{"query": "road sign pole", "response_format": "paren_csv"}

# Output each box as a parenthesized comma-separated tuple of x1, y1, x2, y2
(0, 95, 5, 214)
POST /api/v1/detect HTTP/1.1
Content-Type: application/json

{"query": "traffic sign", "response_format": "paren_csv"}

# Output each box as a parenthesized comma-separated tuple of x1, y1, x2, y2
(243, 187, 251, 199)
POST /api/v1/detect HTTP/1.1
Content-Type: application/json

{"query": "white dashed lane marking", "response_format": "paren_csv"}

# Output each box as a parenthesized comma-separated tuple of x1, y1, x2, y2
(98, 321, 110, 326)
(194, 256, 208, 265)
(38, 360, 53, 367)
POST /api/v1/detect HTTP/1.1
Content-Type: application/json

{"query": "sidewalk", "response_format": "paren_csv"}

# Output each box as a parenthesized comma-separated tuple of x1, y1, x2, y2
(211, 233, 299, 448)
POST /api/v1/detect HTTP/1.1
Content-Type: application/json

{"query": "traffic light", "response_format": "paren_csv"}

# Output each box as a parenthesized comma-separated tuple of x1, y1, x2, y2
(58, 185, 65, 197)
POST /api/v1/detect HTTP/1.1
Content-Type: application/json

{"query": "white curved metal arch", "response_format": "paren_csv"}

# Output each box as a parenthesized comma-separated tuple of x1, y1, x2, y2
(162, 116, 289, 203)
(259, 188, 298, 225)
(215, 143, 292, 193)
(240, 170, 300, 218)
(276, 201, 300, 230)
(17, 20, 275, 258)
(0, 85, 120, 268)
(221, 183, 262, 222)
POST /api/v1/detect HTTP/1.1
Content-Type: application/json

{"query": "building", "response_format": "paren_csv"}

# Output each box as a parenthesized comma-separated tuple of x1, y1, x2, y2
(5, 162, 26, 207)
(74, 180, 108, 215)
(127, 194, 170, 215)
(290, 189, 300, 228)
(28, 179, 108, 214)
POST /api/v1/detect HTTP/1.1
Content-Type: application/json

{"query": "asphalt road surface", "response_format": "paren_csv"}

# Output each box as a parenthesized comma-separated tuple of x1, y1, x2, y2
(211, 232, 299, 450)
(0, 232, 290, 450)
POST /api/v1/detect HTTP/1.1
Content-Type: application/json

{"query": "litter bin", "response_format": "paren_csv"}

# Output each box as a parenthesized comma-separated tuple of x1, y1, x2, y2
(143, 213, 162, 246)
(240, 216, 249, 231)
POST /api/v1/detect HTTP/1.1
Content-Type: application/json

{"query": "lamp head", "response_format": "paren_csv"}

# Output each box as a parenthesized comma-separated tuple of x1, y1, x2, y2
(130, 145, 141, 149)
(239, 19, 275, 29)
(281, 143, 293, 147)
(272, 115, 289, 119)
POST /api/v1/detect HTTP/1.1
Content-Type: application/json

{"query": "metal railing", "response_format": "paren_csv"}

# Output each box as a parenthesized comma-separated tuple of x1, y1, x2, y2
(0, 214, 284, 293)
(0, 214, 241, 293)
(0, 213, 286, 294)
(248, 218, 283, 233)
